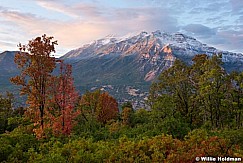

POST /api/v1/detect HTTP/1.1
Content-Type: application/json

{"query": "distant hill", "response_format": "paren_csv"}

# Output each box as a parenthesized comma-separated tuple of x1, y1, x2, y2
(61, 30, 243, 108)
(1, 31, 243, 108)
(0, 51, 19, 92)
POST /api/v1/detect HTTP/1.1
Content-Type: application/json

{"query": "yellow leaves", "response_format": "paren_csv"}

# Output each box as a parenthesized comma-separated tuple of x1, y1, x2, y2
(121, 107, 132, 126)
(107, 120, 120, 133)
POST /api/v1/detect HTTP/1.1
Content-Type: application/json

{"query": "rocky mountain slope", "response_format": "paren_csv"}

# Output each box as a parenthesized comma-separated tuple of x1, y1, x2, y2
(1, 31, 243, 108)
(61, 30, 243, 108)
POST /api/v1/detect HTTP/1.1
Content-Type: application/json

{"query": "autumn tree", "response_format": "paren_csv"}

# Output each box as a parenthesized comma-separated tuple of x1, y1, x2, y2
(10, 34, 57, 130)
(47, 61, 79, 136)
(78, 90, 100, 122)
(121, 107, 133, 126)
(96, 92, 119, 124)
(79, 90, 119, 124)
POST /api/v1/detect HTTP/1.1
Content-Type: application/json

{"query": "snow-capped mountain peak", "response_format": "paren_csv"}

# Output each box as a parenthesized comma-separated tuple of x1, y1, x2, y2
(62, 30, 243, 64)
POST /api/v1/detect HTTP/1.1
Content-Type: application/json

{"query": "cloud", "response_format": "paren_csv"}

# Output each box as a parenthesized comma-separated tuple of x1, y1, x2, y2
(0, 2, 181, 55)
(0, 41, 15, 47)
(0, 0, 243, 55)
(0, 8, 52, 35)
(230, 0, 243, 14)
(110, 7, 179, 32)
(36, 0, 104, 19)
(36, 1, 77, 18)
(0, 39, 18, 53)
(214, 29, 243, 52)
(183, 24, 216, 37)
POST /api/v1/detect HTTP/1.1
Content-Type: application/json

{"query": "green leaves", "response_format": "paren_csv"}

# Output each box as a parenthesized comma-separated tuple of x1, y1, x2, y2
(148, 54, 243, 130)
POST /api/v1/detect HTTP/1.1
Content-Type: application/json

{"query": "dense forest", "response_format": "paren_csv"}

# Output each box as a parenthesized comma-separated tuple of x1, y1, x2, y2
(1, 35, 243, 162)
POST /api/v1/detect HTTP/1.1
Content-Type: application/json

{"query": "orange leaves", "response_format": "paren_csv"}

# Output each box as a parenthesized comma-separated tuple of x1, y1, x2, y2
(10, 76, 25, 87)
(79, 90, 119, 124)
(13, 52, 29, 69)
(96, 92, 119, 124)
(27, 34, 57, 57)
(11, 35, 57, 103)
(164, 129, 238, 162)
(30, 61, 80, 138)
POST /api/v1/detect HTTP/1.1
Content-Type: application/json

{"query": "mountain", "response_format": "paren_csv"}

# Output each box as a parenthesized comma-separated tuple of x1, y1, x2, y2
(63, 30, 243, 76)
(1, 31, 243, 108)
(62, 30, 243, 108)
(0, 51, 18, 72)
(0, 51, 19, 91)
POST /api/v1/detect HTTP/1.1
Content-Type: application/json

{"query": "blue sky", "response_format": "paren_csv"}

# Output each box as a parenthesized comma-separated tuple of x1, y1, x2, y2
(0, 0, 243, 56)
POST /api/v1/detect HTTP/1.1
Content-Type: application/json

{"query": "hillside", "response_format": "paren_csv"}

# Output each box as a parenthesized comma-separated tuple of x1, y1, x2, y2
(1, 31, 243, 108)
(61, 30, 243, 108)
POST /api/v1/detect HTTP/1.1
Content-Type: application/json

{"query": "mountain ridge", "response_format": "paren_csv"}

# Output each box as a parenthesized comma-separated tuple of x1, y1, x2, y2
(62, 30, 243, 83)
(1, 31, 243, 108)
(62, 30, 243, 63)
(60, 30, 243, 108)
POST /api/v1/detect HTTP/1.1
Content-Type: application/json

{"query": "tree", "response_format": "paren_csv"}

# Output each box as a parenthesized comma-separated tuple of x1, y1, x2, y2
(0, 92, 14, 133)
(121, 107, 133, 126)
(47, 61, 79, 136)
(197, 54, 227, 128)
(189, 54, 209, 127)
(96, 92, 119, 124)
(79, 90, 119, 124)
(148, 59, 194, 124)
(10, 34, 57, 130)
(121, 102, 133, 110)
(78, 90, 101, 122)
(227, 71, 243, 128)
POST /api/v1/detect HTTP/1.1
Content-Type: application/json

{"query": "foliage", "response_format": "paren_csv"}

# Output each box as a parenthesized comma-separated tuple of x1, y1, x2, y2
(3, 36, 243, 162)
(10, 35, 81, 138)
(47, 61, 79, 137)
(1, 129, 242, 162)
(121, 107, 133, 126)
(0, 92, 14, 133)
(10, 34, 57, 132)
(149, 54, 243, 130)
(149, 59, 194, 126)
(0, 92, 26, 134)
(78, 90, 119, 124)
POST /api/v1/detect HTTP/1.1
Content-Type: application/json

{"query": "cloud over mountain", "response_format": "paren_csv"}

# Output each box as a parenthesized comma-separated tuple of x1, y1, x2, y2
(0, 0, 242, 55)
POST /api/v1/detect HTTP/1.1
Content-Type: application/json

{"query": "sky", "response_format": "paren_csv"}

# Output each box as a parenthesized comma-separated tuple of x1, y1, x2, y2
(0, 0, 243, 57)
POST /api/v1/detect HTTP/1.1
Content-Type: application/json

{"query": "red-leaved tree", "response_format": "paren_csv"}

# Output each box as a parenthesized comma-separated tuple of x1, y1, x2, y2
(48, 61, 79, 136)
(96, 92, 119, 124)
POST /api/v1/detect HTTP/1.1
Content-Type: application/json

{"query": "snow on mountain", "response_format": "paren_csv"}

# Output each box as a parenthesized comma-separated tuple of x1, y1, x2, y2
(61, 30, 243, 94)
(1, 31, 243, 109)
(62, 30, 243, 64)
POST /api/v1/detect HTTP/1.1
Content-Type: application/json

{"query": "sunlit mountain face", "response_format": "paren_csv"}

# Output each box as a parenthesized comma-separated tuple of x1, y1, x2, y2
(1, 31, 243, 108)
(60, 30, 243, 108)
